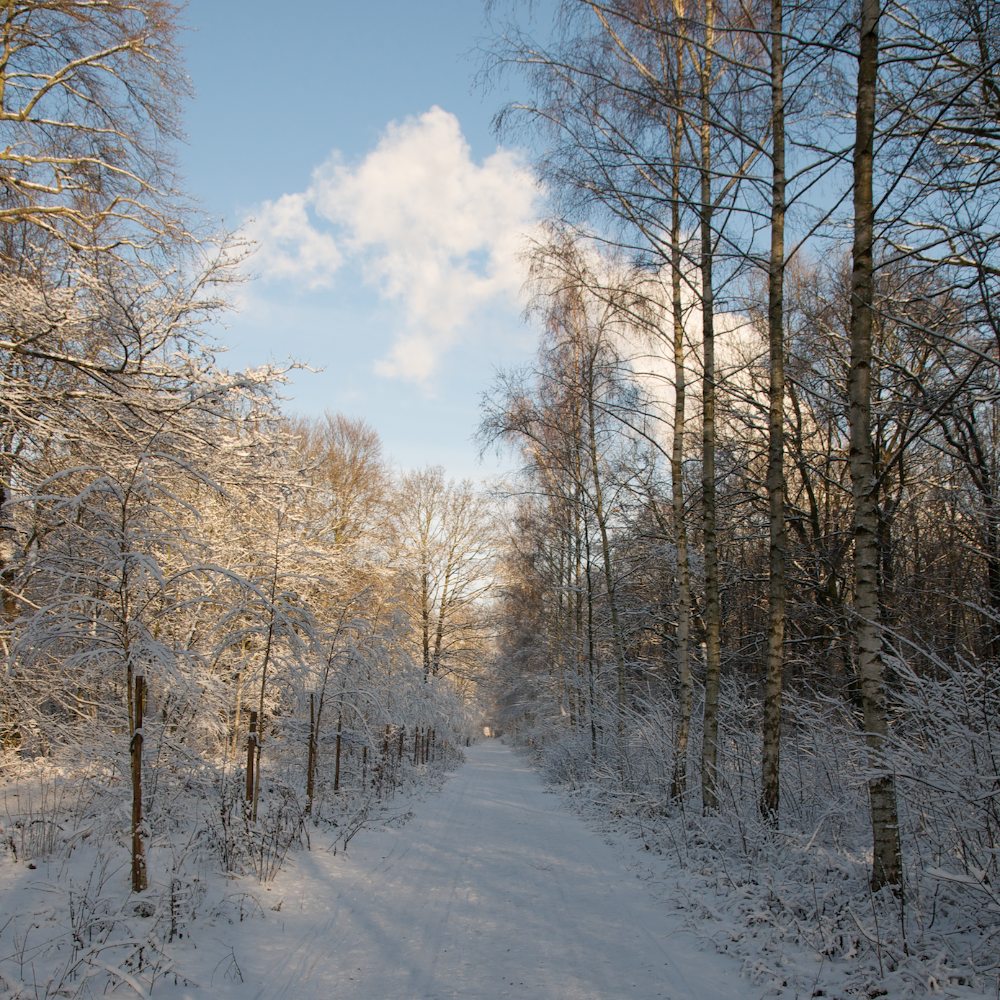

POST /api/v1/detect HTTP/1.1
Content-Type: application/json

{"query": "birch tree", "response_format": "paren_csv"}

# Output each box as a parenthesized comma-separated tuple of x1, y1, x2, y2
(848, 0, 902, 891)
(761, 0, 787, 823)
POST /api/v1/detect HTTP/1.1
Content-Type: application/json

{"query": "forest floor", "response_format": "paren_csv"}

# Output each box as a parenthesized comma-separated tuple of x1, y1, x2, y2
(158, 740, 753, 999)
(4, 741, 993, 999)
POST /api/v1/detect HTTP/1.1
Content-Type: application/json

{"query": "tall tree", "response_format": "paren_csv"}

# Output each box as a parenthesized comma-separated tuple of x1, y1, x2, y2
(697, 0, 723, 814)
(0, 0, 189, 256)
(393, 468, 495, 683)
(667, 19, 695, 796)
(848, 0, 902, 891)
(761, 0, 787, 823)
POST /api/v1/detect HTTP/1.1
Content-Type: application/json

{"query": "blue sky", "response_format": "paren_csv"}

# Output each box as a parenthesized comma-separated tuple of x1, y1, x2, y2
(179, 1, 553, 481)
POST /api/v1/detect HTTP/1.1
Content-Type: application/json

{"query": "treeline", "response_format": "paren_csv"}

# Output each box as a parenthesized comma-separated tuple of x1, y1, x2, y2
(0, 0, 491, 883)
(482, 0, 998, 926)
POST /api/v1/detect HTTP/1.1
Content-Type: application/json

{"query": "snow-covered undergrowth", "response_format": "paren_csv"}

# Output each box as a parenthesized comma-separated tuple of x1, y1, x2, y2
(528, 667, 999, 999)
(0, 725, 463, 998)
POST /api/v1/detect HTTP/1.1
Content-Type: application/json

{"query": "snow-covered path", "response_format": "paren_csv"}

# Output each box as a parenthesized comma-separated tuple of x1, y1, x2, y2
(187, 742, 752, 999)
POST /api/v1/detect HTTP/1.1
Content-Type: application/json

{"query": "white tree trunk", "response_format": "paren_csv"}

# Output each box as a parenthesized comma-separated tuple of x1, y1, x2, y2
(848, 0, 903, 891)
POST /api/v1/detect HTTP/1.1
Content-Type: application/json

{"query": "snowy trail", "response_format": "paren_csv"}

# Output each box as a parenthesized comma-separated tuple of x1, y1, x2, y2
(186, 743, 752, 1000)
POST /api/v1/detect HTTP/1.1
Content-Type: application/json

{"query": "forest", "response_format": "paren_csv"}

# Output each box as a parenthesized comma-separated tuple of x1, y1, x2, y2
(0, 3, 493, 993)
(0, 0, 997, 997)
(480, 0, 998, 993)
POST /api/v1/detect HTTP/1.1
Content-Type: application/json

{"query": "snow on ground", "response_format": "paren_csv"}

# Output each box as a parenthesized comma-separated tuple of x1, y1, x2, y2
(7, 741, 989, 999)
(154, 741, 753, 1000)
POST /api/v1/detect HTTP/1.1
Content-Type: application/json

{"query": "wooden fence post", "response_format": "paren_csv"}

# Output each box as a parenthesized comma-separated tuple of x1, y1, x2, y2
(378, 725, 390, 799)
(306, 693, 316, 814)
(245, 711, 258, 803)
(131, 675, 147, 893)
(334, 709, 343, 793)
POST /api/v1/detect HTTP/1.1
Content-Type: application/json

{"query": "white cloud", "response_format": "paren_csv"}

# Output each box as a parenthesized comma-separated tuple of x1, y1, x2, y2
(373, 332, 440, 383)
(245, 193, 342, 290)
(246, 107, 542, 382)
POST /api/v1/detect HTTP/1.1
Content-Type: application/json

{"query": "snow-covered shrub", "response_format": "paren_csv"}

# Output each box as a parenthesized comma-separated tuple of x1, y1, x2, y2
(533, 669, 1000, 997)
(888, 655, 1000, 948)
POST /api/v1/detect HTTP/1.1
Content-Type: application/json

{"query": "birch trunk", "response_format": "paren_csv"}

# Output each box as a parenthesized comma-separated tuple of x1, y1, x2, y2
(586, 373, 628, 724)
(761, 0, 787, 823)
(669, 20, 693, 797)
(699, 0, 722, 814)
(848, 0, 902, 891)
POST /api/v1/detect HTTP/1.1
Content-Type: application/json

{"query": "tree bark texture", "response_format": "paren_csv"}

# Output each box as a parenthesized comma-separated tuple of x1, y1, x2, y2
(699, 0, 722, 815)
(669, 34, 693, 798)
(762, 0, 787, 824)
(848, 0, 903, 891)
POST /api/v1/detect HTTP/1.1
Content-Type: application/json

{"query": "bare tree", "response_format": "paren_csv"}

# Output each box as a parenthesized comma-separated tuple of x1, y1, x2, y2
(0, 0, 190, 257)
(848, 0, 902, 891)
(392, 468, 496, 684)
(761, 0, 787, 823)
